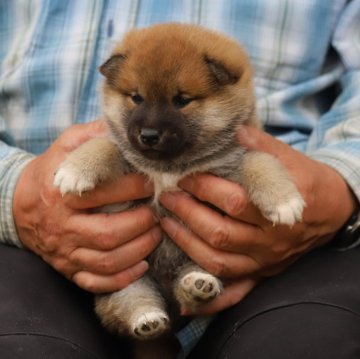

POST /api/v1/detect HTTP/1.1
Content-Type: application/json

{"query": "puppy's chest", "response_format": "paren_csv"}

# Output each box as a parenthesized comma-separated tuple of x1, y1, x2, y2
(149, 172, 184, 203)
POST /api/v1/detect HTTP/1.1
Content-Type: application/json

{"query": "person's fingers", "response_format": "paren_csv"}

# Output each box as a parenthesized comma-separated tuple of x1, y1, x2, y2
(179, 174, 248, 216)
(178, 174, 265, 224)
(160, 216, 260, 278)
(67, 206, 158, 250)
(57, 119, 110, 151)
(72, 261, 150, 293)
(69, 226, 162, 275)
(181, 279, 257, 315)
(63, 174, 153, 209)
(237, 125, 284, 154)
(160, 191, 263, 252)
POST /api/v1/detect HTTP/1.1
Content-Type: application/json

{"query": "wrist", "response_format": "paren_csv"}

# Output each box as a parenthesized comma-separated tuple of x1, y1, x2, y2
(330, 209, 360, 250)
(316, 162, 359, 248)
(1, 151, 35, 247)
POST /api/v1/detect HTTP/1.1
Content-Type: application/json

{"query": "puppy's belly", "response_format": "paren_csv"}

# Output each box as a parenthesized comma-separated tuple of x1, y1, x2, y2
(148, 236, 188, 284)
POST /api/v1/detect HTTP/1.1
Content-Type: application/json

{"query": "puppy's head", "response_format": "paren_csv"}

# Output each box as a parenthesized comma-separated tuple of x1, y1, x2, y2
(100, 23, 256, 172)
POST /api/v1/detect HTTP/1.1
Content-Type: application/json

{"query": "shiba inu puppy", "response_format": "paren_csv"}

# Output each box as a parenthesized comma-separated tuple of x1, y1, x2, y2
(54, 23, 305, 358)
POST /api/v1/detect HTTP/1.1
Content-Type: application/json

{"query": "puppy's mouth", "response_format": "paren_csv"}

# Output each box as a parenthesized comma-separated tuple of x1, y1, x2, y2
(128, 127, 186, 161)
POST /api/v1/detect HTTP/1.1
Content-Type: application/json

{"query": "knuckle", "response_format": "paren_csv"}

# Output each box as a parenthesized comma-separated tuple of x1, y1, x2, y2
(96, 231, 117, 250)
(98, 255, 115, 274)
(226, 192, 247, 217)
(42, 234, 60, 255)
(208, 225, 230, 249)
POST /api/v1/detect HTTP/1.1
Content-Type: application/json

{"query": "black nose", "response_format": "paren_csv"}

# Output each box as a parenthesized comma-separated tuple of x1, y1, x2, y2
(139, 128, 161, 146)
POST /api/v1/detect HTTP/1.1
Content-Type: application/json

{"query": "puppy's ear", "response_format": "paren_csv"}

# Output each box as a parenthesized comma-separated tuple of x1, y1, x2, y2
(204, 56, 240, 86)
(99, 54, 126, 82)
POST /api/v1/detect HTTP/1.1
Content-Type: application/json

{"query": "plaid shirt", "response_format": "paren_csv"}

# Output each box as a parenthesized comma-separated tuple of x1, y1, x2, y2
(1, 0, 360, 356)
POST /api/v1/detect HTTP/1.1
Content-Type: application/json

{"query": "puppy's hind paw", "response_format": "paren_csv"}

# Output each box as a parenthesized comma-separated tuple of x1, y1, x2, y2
(264, 195, 305, 226)
(177, 271, 222, 308)
(132, 310, 170, 340)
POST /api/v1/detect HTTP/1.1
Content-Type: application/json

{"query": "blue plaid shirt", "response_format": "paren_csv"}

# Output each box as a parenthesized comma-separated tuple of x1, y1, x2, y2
(1, 0, 360, 357)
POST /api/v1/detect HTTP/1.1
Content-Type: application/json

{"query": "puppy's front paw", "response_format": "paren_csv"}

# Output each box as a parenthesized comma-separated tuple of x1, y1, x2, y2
(132, 309, 170, 340)
(54, 138, 123, 196)
(176, 271, 222, 308)
(54, 161, 97, 196)
(263, 194, 305, 226)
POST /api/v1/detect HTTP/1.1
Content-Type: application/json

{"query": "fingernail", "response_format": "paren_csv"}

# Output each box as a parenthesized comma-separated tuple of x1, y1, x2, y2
(160, 217, 179, 238)
(159, 192, 177, 210)
(178, 176, 194, 191)
(226, 192, 246, 215)
(134, 260, 149, 275)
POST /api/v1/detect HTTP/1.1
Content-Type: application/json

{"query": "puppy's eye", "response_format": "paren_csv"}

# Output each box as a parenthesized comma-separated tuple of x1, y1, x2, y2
(173, 95, 193, 108)
(131, 94, 144, 105)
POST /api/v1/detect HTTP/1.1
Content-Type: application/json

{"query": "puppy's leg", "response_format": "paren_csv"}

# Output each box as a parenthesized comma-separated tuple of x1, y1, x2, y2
(240, 151, 305, 226)
(54, 138, 124, 195)
(174, 263, 222, 311)
(95, 276, 170, 340)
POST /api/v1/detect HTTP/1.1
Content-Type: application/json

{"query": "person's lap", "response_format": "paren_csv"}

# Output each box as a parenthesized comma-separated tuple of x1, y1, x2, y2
(190, 246, 360, 359)
(0, 244, 130, 359)
(1, 243, 360, 358)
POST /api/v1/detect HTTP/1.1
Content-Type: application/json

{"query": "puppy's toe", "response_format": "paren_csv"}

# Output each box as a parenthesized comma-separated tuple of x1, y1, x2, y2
(132, 309, 170, 340)
(54, 162, 96, 195)
(265, 195, 305, 226)
(178, 271, 222, 308)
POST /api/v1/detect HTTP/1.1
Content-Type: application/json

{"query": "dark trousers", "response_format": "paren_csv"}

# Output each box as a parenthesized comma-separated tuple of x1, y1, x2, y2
(1, 244, 360, 359)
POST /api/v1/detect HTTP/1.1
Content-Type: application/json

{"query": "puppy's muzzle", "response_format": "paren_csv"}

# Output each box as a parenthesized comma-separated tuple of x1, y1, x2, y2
(139, 128, 161, 146)
(130, 125, 185, 160)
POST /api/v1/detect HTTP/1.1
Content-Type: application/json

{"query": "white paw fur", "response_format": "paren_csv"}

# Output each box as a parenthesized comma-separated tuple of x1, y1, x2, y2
(54, 162, 96, 195)
(179, 271, 222, 305)
(132, 309, 170, 339)
(264, 195, 305, 226)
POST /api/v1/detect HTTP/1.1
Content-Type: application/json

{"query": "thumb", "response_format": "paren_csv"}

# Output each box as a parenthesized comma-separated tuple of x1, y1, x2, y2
(237, 125, 296, 158)
(57, 119, 110, 151)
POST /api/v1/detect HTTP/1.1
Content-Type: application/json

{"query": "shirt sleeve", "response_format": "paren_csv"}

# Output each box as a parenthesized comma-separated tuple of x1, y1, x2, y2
(306, 0, 360, 202)
(0, 136, 34, 247)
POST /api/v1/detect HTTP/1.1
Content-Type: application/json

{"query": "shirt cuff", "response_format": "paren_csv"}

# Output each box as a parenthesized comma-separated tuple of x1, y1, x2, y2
(308, 144, 360, 204)
(0, 149, 35, 247)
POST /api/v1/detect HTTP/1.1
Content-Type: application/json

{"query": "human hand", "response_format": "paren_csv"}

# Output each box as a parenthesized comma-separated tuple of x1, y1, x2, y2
(13, 120, 161, 293)
(160, 126, 357, 314)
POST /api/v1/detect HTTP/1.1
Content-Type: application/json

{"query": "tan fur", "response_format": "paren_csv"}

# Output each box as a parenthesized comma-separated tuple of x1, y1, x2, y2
(54, 23, 305, 358)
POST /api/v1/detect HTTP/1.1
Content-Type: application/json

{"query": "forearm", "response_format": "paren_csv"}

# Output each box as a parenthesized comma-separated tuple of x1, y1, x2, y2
(307, 72, 360, 204)
(0, 144, 35, 247)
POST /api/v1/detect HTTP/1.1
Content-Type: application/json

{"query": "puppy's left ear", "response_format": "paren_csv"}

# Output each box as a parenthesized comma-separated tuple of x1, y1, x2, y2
(99, 54, 126, 81)
(204, 56, 240, 86)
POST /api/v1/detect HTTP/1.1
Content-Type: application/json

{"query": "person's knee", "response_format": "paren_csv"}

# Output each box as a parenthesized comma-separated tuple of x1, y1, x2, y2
(216, 303, 360, 359)
(0, 334, 99, 359)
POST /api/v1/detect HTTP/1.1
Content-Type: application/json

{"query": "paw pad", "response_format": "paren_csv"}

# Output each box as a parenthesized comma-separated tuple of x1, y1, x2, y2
(132, 310, 170, 339)
(180, 271, 222, 304)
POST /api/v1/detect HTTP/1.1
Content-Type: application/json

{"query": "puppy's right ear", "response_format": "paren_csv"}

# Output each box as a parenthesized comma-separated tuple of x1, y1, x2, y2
(99, 54, 126, 83)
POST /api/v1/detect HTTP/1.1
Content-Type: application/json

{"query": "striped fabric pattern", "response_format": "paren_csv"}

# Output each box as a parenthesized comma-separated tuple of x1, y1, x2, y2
(0, 1, 360, 355)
